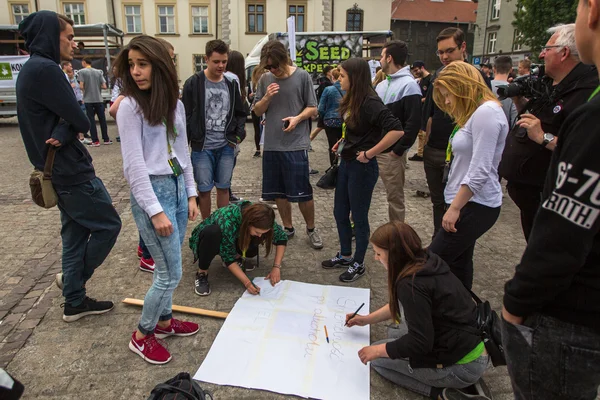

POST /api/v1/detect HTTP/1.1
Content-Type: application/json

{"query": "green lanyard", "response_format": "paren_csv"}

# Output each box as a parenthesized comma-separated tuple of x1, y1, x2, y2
(341, 112, 350, 139)
(445, 125, 461, 163)
(162, 118, 178, 156)
(589, 85, 600, 102)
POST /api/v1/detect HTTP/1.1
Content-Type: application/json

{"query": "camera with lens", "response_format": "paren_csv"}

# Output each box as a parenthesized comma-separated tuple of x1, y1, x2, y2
(497, 65, 547, 101)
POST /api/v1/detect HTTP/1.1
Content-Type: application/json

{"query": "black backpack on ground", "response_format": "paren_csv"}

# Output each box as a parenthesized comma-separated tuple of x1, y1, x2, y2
(442, 291, 506, 367)
(147, 372, 213, 400)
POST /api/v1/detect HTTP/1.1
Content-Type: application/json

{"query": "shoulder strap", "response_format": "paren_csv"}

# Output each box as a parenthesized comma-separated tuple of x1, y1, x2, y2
(44, 147, 56, 178)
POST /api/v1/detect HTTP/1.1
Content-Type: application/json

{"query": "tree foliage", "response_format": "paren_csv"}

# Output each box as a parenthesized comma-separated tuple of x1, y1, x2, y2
(513, 0, 577, 56)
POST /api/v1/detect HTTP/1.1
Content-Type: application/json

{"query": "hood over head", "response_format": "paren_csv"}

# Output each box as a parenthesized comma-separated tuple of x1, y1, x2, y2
(19, 10, 61, 64)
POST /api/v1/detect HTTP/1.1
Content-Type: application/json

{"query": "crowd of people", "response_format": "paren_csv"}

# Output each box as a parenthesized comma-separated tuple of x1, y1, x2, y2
(13, 4, 600, 400)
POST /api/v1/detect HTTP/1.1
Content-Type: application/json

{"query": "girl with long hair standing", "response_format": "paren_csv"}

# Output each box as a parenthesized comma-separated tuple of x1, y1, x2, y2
(347, 222, 490, 400)
(114, 35, 200, 365)
(428, 61, 508, 290)
(321, 58, 404, 282)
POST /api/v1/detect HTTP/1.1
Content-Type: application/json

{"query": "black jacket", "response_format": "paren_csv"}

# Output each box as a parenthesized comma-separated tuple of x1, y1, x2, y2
(17, 11, 93, 186)
(504, 92, 600, 333)
(386, 252, 482, 368)
(341, 94, 403, 161)
(499, 63, 598, 187)
(182, 71, 247, 152)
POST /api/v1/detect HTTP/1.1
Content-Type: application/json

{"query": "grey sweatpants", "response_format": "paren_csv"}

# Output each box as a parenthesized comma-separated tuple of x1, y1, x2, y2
(371, 324, 490, 398)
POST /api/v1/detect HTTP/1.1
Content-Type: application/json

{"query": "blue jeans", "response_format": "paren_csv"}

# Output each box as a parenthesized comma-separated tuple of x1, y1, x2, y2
(131, 175, 188, 335)
(502, 313, 600, 400)
(334, 158, 379, 264)
(85, 102, 109, 143)
(372, 324, 489, 397)
(54, 178, 122, 306)
(191, 145, 235, 192)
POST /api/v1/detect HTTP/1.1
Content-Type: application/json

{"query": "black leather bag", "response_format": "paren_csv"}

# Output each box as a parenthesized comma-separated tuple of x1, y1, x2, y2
(147, 372, 212, 400)
(316, 162, 338, 190)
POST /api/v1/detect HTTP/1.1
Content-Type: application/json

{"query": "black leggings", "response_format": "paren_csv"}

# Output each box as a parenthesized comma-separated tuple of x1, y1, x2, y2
(196, 224, 258, 271)
(251, 111, 261, 151)
(324, 126, 342, 166)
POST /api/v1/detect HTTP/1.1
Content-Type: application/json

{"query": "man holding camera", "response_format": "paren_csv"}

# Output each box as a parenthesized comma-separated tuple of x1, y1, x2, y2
(499, 23, 598, 241)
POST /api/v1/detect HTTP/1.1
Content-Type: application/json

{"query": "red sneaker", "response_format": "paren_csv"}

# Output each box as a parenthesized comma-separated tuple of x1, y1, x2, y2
(140, 257, 155, 273)
(128, 332, 171, 365)
(155, 318, 199, 339)
(137, 245, 143, 258)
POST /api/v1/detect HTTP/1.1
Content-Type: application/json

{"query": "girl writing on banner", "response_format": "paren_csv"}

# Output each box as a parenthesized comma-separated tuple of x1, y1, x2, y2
(347, 221, 491, 400)
(114, 35, 200, 365)
(189, 201, 287, 296)
(321, 58, 404, 283)
(428, 61, 508, 290)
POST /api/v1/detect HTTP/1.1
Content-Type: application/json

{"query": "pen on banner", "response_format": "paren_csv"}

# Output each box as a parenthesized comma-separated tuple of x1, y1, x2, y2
(345, 303, 365, 327)
(243, 270, 259, 295)
(324, 325, 329, 343)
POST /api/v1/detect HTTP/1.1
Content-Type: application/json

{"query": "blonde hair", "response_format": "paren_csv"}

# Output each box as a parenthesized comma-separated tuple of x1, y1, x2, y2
(372, 70, 386, 87)
(433, 61, 500, 127)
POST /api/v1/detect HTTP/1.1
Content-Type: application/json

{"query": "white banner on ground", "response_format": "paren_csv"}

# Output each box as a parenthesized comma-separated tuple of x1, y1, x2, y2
(0, 56, 29, 89)
(194, 279, 370, 400)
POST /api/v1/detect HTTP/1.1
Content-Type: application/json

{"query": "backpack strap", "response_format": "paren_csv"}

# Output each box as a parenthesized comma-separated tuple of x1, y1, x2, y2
(152, 382, 213, 400)
(44, 147, 56, 178)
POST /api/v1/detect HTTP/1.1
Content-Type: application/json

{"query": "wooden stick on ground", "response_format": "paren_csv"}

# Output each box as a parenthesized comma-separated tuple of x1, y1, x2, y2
(122, 298, 229, 319)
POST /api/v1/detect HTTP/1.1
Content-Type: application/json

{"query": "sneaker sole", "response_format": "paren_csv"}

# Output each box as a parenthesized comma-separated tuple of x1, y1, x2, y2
(194, 288, 211, 296)
(128, 341, 172, 365)
(155, 327, 200, 339)
(139, 265, 155, 273)
(339, 271, 365, 283)
(62, 305, 114, 322)
(309, 242, 324, 250)
(322, 263, 351, 269)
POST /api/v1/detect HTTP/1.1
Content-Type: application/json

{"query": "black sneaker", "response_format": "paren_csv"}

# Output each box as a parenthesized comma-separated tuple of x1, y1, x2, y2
(253, 151, 261, 158)
(322, 253, 353, 269)
(442, 388, 491, 400)
(309, 168, 319, 175)
(195, 272, 211, 296)
(409, 154, 424, 161)
(229, 194, 243, 203)
(62, 297, 114, 322)
(339, 262, 366, 282)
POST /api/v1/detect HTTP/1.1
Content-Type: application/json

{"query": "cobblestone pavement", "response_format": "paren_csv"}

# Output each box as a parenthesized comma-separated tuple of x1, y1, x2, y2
(0, 118, 527, 399)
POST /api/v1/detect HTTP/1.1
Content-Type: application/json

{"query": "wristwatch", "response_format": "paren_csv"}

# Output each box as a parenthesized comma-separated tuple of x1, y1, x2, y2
(542, 133, 556, 147)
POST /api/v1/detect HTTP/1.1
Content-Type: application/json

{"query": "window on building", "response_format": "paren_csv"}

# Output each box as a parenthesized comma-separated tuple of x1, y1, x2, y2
(513, 29, 523, 51)
(194, 54, 208, 73)
(346, 5, 363, 31)
(11, 3, 30, 24)
(288, 3, 305, 32)
(124, 4, 142, 34)
(191, 5, 209, 34)
(487, 32, 498, 54)
(491, 0, 501, 20)
(247, 2, 265, 33)
(63, 2, 85, 25)
(158, 5, 176, 34)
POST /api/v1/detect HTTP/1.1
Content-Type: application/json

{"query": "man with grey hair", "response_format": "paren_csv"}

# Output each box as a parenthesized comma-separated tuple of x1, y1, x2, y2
(499, 23, 598, 241)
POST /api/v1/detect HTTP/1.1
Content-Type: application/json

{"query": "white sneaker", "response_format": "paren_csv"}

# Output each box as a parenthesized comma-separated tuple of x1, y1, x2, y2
(55, 272, 63, 290)
(82, 138, 92, 145)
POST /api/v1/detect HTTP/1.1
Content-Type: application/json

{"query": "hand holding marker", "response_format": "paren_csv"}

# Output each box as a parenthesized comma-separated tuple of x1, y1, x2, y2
(345, 303, 365, 327)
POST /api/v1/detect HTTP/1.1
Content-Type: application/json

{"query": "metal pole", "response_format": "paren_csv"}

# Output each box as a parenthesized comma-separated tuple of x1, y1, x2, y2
(103, 25, 111, 75)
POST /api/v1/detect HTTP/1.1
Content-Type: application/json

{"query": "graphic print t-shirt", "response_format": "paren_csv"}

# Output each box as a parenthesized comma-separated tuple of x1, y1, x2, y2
(204, 79, 230, 150)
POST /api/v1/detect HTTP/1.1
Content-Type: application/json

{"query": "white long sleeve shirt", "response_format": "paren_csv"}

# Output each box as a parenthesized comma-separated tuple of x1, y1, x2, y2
(445, 101, 509, 208)
(117, 97, 196, 217)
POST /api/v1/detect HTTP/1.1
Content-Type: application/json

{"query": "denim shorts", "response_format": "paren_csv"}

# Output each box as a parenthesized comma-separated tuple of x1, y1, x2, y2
(191, 145, 235, 192)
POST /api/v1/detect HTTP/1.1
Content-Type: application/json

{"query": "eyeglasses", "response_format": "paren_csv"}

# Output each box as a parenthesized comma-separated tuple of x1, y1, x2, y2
(264, 64, 279, 71)
(436, 46, 459, 57)
(540, 45, 563, 53)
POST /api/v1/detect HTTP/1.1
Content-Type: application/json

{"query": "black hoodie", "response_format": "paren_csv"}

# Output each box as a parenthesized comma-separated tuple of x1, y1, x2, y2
(17, 11, 93, 186)
(386, 251, 482, 369)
